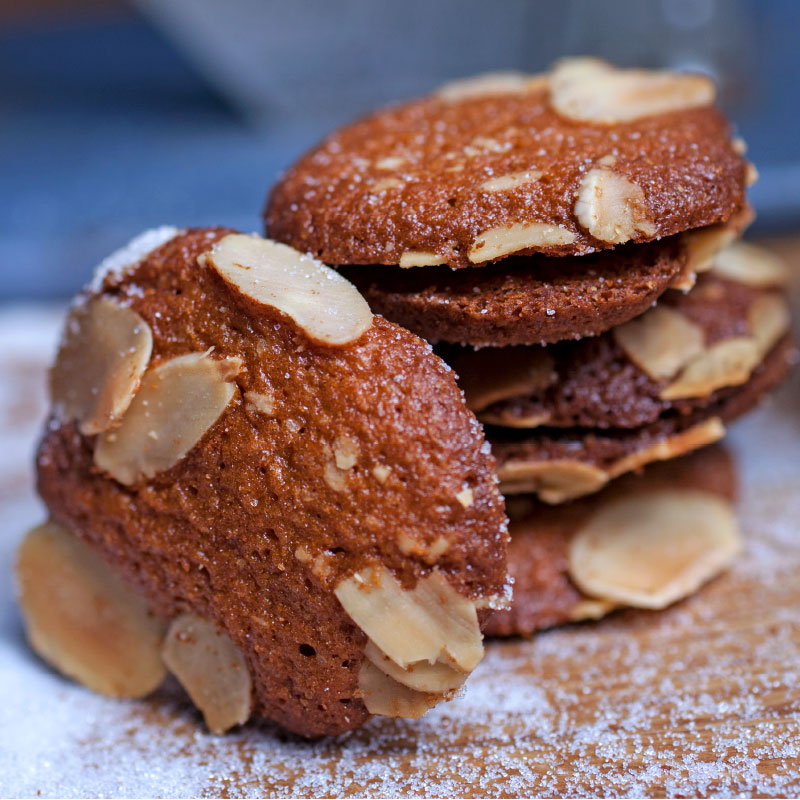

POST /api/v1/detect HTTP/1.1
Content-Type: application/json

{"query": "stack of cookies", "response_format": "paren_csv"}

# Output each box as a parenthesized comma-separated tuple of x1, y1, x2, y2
(266, 58, 795, 635)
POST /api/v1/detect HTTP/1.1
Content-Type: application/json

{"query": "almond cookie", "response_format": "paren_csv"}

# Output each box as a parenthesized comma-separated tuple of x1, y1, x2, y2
(489, 330, 795, 502)
(266, 59, 749, 269)
(342, 237, 686, 348)
(485, 445, 738, 636)
(451, 257, 792, 429)
(26, 228, 510, 738)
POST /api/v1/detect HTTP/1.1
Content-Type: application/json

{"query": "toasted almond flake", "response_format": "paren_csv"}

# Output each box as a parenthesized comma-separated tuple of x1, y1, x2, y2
(748, 293, 791, 357)
(497, 460, 609, 503)
(364, 641, 466, 694)
(435, 71, 547, 103)
(568, 489, 741, 609)
(451, 345, 555, 412)
(469, 222, 576, 263)
(731, 137, 747, 155)
(399, 250, 448, 268)
(568, 598, 618, 622)
(243, 390, 276, 415)
(94, 352, 241, 485)
(372, 464, 391, 483)
(609, 418, 726, 480)
(397, 533, 451, 564)
(479, 169, 544, 193)
(50, 298, 153, 435)
(455, 487, 474, 509)
(680, 224, 740, 283)
(323, 459, 347, 491)
(478, 409, 552, 428)
(500, 419, 726, 503)
(16, 521, 166, 698)
(334, 566, 482, 672)
(374, 156, 406, 170)
(710, 242, 790, 288)
(202, 234, 373, 346)
(333, 435, 360, 470)
(162, 614, 252, 735)
(574, 168, 655, 244)
(613, 306, 705, 380)
(745, 162, 759, 187)
(426, 535, 451, 561)
(371, 177, 403, 193)
(357, 659, 440, 718)
(294, 545, 312, 564)
(660, 337, 761, 400)
(550, 58, 715, 124)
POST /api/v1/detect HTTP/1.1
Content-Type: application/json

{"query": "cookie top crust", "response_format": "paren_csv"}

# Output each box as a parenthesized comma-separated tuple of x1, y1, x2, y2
(343, 237, 685, 347)
(265, 60, 748, 269)
(36, 228, 509, 737)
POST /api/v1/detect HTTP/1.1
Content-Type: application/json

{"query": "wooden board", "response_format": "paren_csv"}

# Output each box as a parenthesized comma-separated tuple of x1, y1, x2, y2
(0, 246, 798, 797)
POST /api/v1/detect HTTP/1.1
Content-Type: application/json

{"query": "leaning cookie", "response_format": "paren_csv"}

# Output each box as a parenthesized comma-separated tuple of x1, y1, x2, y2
(266, 59, 750, 268)
(20, 228, 511, 738)
(485, 445, 739, 637)
(452, 243, 792, 429)
(489, 328, 794, 502)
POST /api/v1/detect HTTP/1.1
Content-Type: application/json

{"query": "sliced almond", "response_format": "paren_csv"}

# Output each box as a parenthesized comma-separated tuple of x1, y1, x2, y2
(50, 298, 153, 435)
(16, 520, 166, 698)
(681, 223, 739, 281)
(479, 170, 544, 193)
(550, 58, 715, 124)
(609, 417, 725, 480)
(660, 337, 761, 400)
(201, 234, 373, 346)
(364, 641, 466, 694)
(568, 489, 741, 609)
(710, 242, 790, 288)
(613, 306, 705, 380)
(435, 71, 547, 103)
(162, 613, 252, 735)
(478, 409, 552, 429)
(748, 293, 791, 357)
(450, 345, 555, 412)
(243, 389, 276, 415)
(574, 168, 655, 244)
(333, 434, 360, 470)
(334, 566, 482, 672)
(371, 177, 403, 193)
(497, 460, 609, 503)
(469, 222, 576, 263)
(568, 598, 617, 623)
(357, 659, 440, 718)
(399, 250, 447, 268)
(94, 352, 241, 485)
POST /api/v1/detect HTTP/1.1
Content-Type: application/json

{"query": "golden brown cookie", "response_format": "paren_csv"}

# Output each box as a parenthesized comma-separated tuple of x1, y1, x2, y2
(450, 257, 792, 429)
(266, 60, 749, 269)
(485, 445, 739, 637)
(489, 330, 795, 502)
(26, 228, 511, 738)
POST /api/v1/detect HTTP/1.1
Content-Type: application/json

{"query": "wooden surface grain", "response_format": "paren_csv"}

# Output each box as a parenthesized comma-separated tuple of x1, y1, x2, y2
(0, 241, 798, 797)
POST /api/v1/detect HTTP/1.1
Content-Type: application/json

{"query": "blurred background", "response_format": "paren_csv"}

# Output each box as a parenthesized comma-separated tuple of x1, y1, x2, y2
(2, 0, 800, 301)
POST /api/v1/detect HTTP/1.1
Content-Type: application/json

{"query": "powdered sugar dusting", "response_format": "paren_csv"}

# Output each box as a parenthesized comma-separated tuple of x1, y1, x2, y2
(1, 306, 798, 798)
(89, 227, 181, 292)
